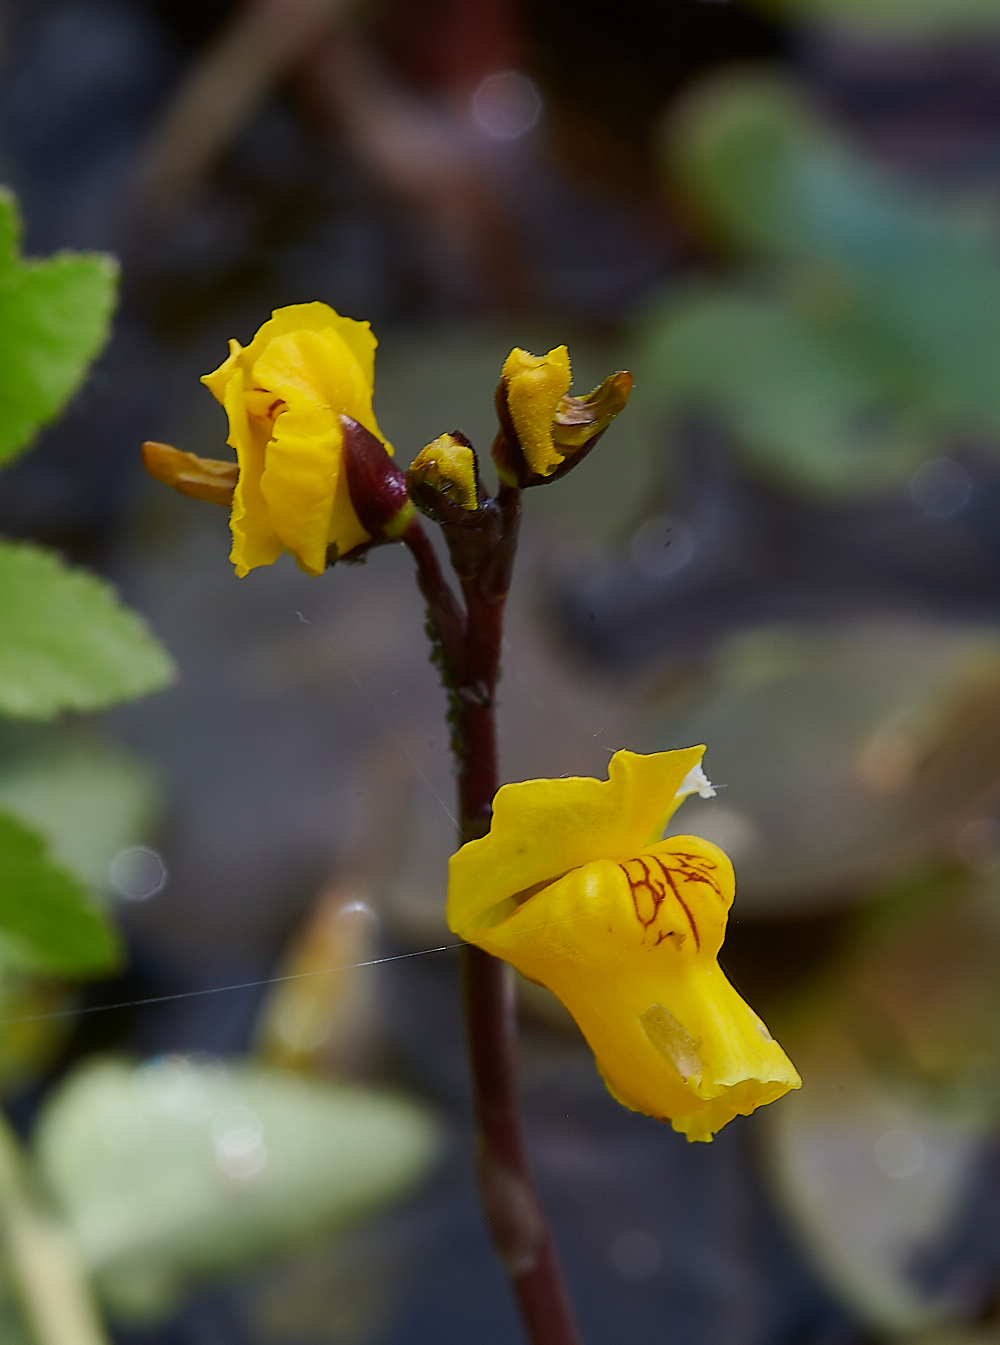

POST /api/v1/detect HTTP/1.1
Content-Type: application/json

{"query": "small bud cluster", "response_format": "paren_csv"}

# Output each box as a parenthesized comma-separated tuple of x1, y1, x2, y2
(141, 330, 632, 572)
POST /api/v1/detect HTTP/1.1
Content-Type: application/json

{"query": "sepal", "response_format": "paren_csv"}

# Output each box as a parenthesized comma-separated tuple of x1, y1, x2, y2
(141, 441, 237, 507)
(339, 416, 414, 554)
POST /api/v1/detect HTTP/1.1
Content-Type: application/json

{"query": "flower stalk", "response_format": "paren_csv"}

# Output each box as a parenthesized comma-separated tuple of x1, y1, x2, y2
(403, 467, 583, 1345)
(141, 306, 797, 1338)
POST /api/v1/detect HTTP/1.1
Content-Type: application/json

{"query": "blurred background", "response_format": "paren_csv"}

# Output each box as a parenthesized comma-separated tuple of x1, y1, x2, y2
(9, 0, 1000, 1342)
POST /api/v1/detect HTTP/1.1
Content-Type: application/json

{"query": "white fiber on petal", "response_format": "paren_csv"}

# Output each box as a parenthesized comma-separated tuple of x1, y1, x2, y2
(676, 763, 716, 801)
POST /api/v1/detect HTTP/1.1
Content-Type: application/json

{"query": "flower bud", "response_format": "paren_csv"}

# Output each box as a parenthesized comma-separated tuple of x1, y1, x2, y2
(408, 432, 482, 524)
(141, 441, 238, 507)
(338, 415, 414, 550)
(493, 346, 633, 488)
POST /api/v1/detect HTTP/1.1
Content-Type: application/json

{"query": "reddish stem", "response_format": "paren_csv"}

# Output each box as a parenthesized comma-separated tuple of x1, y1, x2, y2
(463, 946, 582, 1345)
(405, 488, 583, 1345)
(402, 519, 466, 683)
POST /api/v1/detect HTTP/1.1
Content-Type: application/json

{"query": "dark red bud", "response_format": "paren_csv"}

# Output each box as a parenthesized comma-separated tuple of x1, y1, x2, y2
(339, 416, 414, 540)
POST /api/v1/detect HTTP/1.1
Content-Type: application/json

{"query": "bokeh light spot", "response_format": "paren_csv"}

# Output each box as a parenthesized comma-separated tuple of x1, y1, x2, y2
(109, 846, 167, 901)
(141, 1054, 223, 1124)
(909, 457, 972, 519)
(629, 515, 696, 579)
(956, 816, 1000, 872)
(213, 1106, 266, 1183)
(471, 72, 542, 142)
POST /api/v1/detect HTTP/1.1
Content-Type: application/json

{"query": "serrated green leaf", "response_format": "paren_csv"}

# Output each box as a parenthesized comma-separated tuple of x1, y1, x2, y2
(35, 1057, 441, 1321)
(0, 190, 117, 466)
(0, 813, 121, 975)
(0, 542, 174, 719)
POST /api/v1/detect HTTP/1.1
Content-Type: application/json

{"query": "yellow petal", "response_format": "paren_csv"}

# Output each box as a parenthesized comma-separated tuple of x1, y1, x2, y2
(253, 325, 383, 437)
(447, 747, 706, 933)
(221, 365, 283, 578)
(552, 370, 634, 450)
(236, 302, 378, 391)
(252, 327, 381, 574)
(502, 346, 571, 477)
(463, 839, 800, 1140)
(327, 454, 372, 560)
(327, 311, 378, 394)
(201, 336, 247, 407)
(256, 396, 343, 576)
(201, 304, 375, 394)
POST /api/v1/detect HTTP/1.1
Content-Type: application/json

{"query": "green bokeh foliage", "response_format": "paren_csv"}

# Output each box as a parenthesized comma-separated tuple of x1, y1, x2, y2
(748, 0, 1000, 37)
(646, 71, 1000, 495)
(0, 543, 173, 721)
(0, 815, 120, 976)
(36, 1058, 442, 1322)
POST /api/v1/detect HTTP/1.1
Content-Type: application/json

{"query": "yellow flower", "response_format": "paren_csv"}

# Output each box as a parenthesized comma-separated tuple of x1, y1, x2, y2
(201, 303, 392, 578)
(447, 748, 801, 1142)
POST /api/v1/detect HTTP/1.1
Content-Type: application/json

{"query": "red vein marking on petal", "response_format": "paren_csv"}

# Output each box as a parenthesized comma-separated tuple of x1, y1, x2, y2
(618, 857, 666, 931)
(618, 850, 725, 953)
(649, 857, 699, 951)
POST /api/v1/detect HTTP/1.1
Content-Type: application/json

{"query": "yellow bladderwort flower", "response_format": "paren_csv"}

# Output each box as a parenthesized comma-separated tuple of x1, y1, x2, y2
(201, 302, 393, 578)
(448, 747, 801, 1142)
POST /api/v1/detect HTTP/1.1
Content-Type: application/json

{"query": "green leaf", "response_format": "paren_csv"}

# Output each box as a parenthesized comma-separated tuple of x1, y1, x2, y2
(0, 813, 121, 975)
(673, 74, 1000, 425)
(0, 190, 117, 466)
(656, 72, 1000, 490)
(35, 1057, 441, 1321)
(0, 1290, 33, 1345)
(0, 730, 161, 892)
(0, 542, 174, 719)
(640, 285, 935, 494)
(750, 0, 1000, 37)
(670, 72, 984, 276)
